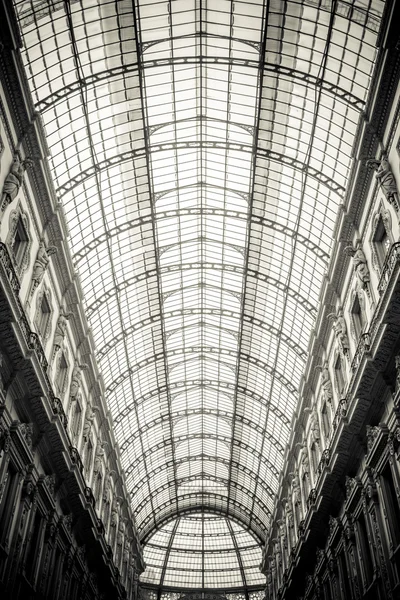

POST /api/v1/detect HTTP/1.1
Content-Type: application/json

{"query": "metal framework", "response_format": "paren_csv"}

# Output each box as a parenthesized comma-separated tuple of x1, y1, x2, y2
(140, 512, 265, 590)
(14, 0, 385, 592)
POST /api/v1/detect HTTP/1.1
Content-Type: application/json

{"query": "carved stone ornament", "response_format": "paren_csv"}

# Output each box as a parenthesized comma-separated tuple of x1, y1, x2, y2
(55, 347, 69, 397)
(395, 354, 400, 392)
(328, 556, 337, 574)
(93, 440, 105, 473)
(69, 362, 88, 402)
(368, 154, 399, 212)
(344, 244, 371, 290)
(19, 422, 33, 449)
(0, 153, 33, 221)
(0, 425, 10, 452)
(44, 473, 56, 496)
(328, 515, 339, 538)
(82, 409, 95, 443)
(287, 506, 294, 529)
(316, 547, 325, 566)
(22, 469, 36, 498)
(344, 520, 355, 541)
(320, 364, 333, 405)
(301, 446, 310, 475)
(103, 469, 111, 501)
(322, 448, 330, 467)
(53, 310, 73, 352)
(345, 476, 357, 499)
(292, 473, 301, 505)
(111, 499, 119, 527)
(307, 488, 317, 508)
(63, 513, 73, 532)
(339, 397, 348, 417)
(328, 310, 350, 358)
(365, 466, 378, 499)
(366, 424, 380, 452)
(388, 433, 395, 456)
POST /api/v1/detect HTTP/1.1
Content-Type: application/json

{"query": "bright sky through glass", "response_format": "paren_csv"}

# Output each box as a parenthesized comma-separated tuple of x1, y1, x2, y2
(15, 0, 384, 590)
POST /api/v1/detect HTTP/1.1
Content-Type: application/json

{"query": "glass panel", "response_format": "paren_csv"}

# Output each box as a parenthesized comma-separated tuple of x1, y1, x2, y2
(14, 0, 384, 589)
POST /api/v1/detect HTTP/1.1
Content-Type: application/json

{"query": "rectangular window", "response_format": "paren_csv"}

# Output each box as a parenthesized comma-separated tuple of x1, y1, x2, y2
(24, 512, 43, 582)
(38, 294, 51, 338)
(337, 550, 352, 599)
(56, 353, 68, 394)
(357, 512, 374, 586)
(321, 402, 330, 438)
(85, 440, 93, 473)
(352, 295, 366, 339)
(374, 216, 391, 269)
(0, 466, 18, 548)
(11, 216, 28, 267)
(71, 401, 82, 440)
(310, 443, 318, 473)
(381, 464, 400, 549)
(335, 355, 345, 395)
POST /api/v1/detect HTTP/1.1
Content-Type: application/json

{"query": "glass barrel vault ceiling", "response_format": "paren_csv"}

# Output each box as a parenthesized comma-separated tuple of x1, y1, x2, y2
(141, 512, 264, 590)
(15, 0, 384, 576)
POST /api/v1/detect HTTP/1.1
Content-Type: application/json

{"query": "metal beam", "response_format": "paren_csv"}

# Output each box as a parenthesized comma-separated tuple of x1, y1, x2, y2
(106, 346, 299, 398)
(57, 142, 345, 197)
(123, 432, 282, 483)
(127, 454, 277, 508)
(226, 0, 269, 518)
(118, 409, 288, 459)
(133, 468, 277, 517)
(35, 55, 364, 113)
(139, 496, 267, 544)
(131, 0, 180, 518)
(77, 205, 329, 273)
(97, 320, 307, 362)
(226, 517, 249, 600)
(112, 380, 291, 429)
(157, 515, 180, 598)
(135, 473, 272, 514)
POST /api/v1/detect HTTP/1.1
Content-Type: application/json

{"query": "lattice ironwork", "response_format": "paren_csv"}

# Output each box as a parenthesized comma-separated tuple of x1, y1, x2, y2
(14, 0, 385, 591)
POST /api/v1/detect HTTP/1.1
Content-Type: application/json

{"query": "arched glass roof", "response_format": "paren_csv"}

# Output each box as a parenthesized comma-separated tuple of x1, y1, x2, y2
(15, 0, 384, 554)
(141, 512, 264, 591)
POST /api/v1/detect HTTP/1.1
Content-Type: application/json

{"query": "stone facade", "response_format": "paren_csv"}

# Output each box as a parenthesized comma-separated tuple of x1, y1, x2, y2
(261, 4, 400, 599)
(0, 4, 144, 599)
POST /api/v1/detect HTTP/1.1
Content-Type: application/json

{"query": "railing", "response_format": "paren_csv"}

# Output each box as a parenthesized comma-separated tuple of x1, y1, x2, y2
(377, 241, 400, 295)
(50, 394, 68, 429)
(351, 332, 371, 373)
(69, 446, 84, 474)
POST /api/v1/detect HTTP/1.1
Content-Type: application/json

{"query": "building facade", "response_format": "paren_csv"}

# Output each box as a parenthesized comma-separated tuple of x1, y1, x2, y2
(0, 3, 144, 599)
(262, 2, 400, 598)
